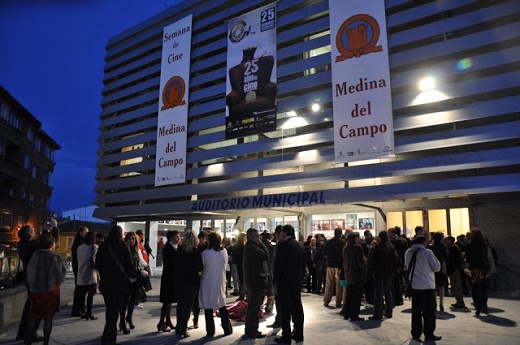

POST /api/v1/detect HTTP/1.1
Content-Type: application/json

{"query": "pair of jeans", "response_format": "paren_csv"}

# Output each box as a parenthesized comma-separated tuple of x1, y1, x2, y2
(411, 289, 436, 339)
(245, 288, 266, 336)
(373, 276, 394, 317)
(175, 283, 198, 336)
(344, 283, 363, 319)
(279, 288, 304, 340)
(205, 307, 232, 336)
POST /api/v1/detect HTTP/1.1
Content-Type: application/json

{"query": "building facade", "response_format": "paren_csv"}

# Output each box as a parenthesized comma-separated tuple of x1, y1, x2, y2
(0, 85, 60, 244)
(94, 0, 520, 293)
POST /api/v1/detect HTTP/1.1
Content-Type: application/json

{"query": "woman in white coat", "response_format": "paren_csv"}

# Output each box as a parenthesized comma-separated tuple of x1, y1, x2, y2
(76, 231, 99, 320)
(198, 231, 233, 337)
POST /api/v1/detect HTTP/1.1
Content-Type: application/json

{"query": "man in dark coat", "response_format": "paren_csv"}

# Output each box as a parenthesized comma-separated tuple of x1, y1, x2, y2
(243, 228, 270, 338)
(368, 230, 398, 320)
(389, 226, 408, 306)
(273, 224, 306, 344)
(343, 232, 367, 321)
(314, 234, 326, 294)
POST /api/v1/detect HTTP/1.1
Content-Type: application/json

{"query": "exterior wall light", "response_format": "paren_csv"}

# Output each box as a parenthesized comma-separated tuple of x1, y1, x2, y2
(287, 110, 298, 117)
(311, 102, 321, 112)
(418, 77, 435, 91)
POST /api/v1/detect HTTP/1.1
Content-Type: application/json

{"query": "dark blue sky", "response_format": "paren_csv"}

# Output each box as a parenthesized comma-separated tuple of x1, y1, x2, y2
(0, 0, 180, 213)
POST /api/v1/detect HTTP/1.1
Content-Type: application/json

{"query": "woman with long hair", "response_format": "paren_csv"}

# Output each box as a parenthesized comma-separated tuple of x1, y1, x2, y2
(174, 230, 203, 338)
(157, 230, 180, 332)
(199, 232, 233, 337)
(25, 232, 67, 345)
(76, 231, 99, 320)
(95, 226, 134, 345)
(120, 231, 146, 333)
(465, 228, 491, 316)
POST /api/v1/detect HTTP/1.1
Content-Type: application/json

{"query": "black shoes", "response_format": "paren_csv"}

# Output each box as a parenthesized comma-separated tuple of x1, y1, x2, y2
(267, 323, 281, 328)
(84, 314, 98, 321)
(245, 332, 266, 339)
(292, 335, 304, 342)
(425, 335, 442, 341)
(369, 315, 383, 320)
(274, 337, 291, 344)
(350, 317, 365, 321)
(451, 303, 466, 309)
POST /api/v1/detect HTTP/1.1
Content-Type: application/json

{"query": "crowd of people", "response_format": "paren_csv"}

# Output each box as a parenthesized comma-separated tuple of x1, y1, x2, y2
(304, 225, 498, 342)
(14, 220, 498, 344)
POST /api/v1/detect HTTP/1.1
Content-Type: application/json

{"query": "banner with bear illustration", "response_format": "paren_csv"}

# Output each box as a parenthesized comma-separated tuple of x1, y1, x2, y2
(225, 4, 277, 139)
(155, 15, 192, 186)
(329, 0, 394, 163)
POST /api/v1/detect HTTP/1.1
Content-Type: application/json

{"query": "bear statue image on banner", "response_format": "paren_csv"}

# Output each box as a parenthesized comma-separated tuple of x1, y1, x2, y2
(225, 4, 277, 140)
(226, 46, 276, 118)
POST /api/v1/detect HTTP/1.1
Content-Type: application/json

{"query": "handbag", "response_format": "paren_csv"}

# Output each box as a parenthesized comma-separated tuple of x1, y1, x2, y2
(405, 249, 420, 298)
(107, 245, 130, 283)
(139, 270, 152, 292)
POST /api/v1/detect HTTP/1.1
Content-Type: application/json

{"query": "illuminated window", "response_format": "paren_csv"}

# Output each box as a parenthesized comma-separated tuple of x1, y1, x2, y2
(449, 208, 470, 238)
(303, 31, 331, 76)
(428, 209, 448, 235)
(120, 139, 144, 177)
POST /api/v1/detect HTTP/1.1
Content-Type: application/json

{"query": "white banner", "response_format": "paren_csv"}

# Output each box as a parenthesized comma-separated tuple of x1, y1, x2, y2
(329, 0, 394, 163)
(225, 3, 277, 139)
(155, 15, 192, 186)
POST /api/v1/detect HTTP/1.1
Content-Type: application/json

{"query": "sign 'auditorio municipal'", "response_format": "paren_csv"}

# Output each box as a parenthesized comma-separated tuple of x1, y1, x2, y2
(191, 191, 325, 212)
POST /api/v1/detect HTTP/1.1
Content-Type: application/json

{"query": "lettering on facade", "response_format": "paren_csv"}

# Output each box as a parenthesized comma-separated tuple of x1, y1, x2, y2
(191, 191, 326, 211)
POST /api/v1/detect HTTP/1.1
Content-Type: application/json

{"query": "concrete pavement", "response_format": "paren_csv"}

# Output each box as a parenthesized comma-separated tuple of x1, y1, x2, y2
(1, 271, 518, 345)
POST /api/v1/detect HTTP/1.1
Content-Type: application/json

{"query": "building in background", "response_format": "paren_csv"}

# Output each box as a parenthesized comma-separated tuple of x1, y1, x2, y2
(93, 0, 520, 293)
(0, 85, 60, 244)
(61, 205, 110, 223)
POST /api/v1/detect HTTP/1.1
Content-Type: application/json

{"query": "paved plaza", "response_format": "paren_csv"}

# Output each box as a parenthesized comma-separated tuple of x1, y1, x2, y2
(1, 272, 518, 345)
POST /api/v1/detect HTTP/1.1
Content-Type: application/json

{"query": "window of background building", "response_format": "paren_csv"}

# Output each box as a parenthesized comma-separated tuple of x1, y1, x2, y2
(24, 156, 30, 170)
(32, 166, 38, 179)
(27, 126, 33, 141)
(29, 194, 34, 207)
(0, 209, 14, 230)
(9, 111, 20, 130)
(20, 186, 26, 199)
(34, 136, 41, 151)
(45, 146, 53, 159)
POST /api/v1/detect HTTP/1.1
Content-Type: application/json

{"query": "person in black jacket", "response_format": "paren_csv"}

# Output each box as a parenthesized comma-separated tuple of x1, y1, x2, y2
(15, 225, 44, 342)
(95, 226, 135, 345)
(243, 228, 270, 339)
(174, 230, 203, 338)
(368, 230, 398, 320)
(157, 230, 179, 332)
(273, 224, 306, 344)
(71, 226, 89, 317)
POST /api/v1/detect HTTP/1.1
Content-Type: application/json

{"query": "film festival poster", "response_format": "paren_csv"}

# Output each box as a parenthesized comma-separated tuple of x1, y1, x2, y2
(225, 4, 278, 139)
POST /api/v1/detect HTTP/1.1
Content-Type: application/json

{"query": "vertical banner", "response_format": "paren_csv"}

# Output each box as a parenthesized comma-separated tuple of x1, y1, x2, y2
(155, 15, 192, 187)
(329, 0, 394, 163)
(225, 4, 277, 139)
